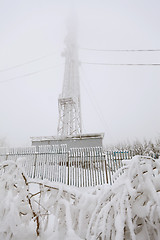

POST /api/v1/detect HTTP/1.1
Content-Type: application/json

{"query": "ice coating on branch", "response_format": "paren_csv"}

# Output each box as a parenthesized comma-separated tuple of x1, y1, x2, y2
(86, 156, 160, 240)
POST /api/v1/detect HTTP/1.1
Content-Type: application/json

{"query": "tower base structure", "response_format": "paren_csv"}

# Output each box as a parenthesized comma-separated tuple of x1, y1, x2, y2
(31, 133, 104, 151)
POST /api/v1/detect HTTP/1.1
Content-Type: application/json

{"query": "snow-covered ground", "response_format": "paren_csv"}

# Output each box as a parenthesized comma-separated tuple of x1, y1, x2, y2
(0, 155, 160, 240)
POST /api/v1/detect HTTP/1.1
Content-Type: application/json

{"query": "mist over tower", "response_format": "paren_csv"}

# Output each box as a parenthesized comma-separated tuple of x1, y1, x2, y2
(57, 19, 82, 136)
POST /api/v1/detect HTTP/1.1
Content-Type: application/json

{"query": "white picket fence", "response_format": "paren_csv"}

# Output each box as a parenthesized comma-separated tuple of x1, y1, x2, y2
(0, 146, 134, 186)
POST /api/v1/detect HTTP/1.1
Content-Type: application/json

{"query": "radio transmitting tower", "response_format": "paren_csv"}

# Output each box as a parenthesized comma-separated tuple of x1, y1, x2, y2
(31, 18, 104, 149)
(57, 21, 82, 136)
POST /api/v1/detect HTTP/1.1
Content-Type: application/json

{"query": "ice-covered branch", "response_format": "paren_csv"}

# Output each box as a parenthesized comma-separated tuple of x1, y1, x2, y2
(86, 156, 160, 240)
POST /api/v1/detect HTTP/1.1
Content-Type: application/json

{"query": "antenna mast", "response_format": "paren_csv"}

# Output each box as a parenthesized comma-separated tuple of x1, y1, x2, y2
(57, 20, 82, 136)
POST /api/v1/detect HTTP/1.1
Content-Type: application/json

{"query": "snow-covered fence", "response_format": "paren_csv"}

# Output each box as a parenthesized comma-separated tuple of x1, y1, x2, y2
(106, 150, 134, 184)
(68, 147, 107, 187)
(0, 146, 133, 186)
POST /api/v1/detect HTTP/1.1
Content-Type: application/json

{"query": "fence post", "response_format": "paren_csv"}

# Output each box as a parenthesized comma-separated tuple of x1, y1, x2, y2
(67, 151, 70, 185)
(33, 153, 37, 178)
(104, 154, 108, 184)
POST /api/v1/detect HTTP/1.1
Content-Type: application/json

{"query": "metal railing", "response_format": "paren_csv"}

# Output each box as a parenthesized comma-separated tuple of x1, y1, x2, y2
(0, 146, 134, 186)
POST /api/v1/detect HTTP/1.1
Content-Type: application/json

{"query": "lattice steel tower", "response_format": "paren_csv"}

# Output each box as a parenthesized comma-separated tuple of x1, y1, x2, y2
(57, 23, 82, 136)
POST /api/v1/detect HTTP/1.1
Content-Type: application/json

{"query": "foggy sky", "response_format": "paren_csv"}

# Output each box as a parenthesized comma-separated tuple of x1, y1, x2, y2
(0, 0, 160, 147)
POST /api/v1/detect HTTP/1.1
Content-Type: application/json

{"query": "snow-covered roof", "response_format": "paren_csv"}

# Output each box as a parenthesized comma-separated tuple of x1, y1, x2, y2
(31, 133, 104, 142)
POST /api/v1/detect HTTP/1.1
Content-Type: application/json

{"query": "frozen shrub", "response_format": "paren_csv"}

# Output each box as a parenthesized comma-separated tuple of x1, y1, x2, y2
(86, 156, 160, 240)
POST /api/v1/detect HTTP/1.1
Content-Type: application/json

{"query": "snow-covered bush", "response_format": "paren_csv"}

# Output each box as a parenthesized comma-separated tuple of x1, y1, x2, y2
(0, 160, 38, 240)
(27, 179, 104, 239)
(1, 156, 160, 240)
(0, 158, 92, 239)
(86, 156, 160, 240)
(105, 138, 160, 158)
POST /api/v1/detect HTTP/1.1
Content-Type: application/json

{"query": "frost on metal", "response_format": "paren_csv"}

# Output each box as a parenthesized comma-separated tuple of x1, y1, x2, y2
(0, 156, 160, 239)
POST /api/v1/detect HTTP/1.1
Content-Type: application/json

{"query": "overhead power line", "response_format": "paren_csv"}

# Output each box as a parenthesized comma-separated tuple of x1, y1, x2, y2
(80, 65, 114, 141)
(81, 62, 160, 66)
(80, 48, 160, 52)
(0, 51, 58, 73)
(0, 63, 64, 84)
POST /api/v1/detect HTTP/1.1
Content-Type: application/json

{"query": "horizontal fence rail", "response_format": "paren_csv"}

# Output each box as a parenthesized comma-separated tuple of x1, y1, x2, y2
(0, 146, 134, 186)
